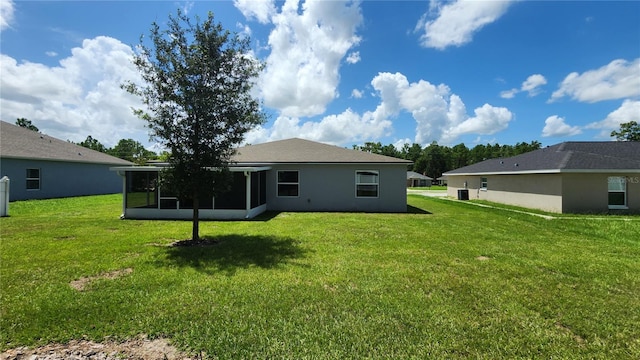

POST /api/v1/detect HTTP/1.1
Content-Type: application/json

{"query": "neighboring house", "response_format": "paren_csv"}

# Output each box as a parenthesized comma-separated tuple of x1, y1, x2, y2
(407, 171, 432, 187)
(0, 121, 133, 201)
(435, 177, 448, 186)
(443, 141, 640, 214)
(111, 138, 412, 220)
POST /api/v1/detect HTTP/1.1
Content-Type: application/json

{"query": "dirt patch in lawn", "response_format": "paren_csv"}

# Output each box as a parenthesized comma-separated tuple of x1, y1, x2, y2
(69, 268, 133, 291)
(475, 256, 490, 261)
(0, 336, 195, 360)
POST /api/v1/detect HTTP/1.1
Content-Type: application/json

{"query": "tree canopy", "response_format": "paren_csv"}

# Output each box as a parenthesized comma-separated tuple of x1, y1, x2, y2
(78, 135, 107, 153)
(16, 118, 39, 132)
(354, 140, 542, 179)
(611, 121, 640, 141)
(108, 138, 157, 164)
(123, 10, 265, 240)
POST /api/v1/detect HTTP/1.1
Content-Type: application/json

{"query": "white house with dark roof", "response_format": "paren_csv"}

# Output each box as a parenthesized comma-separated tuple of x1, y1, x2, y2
(0, 121, 132, 201)
(111, 138, 412, 220)
(443, 141, 640, 214)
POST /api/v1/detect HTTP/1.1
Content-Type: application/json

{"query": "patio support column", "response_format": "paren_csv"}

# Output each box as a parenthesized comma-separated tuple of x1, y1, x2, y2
(245, 171, 251, 215)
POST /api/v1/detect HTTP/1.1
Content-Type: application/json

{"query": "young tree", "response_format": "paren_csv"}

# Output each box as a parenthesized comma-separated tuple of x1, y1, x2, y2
(611, 121, 640, 141)
(123, 10, 265, 241)
(16, 118, 39, 132)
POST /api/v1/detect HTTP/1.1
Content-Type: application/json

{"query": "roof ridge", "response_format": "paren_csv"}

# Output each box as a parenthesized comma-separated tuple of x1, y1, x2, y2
(558, 150, 573, 169)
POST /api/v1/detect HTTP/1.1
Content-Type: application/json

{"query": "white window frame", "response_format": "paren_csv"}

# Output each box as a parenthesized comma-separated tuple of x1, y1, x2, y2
(608, 176, 627, 209)
(26, 168, 40, 191)
(277, 170, 299, 197)
(480, 177, 488, 191)
(356, 170, 379, 198)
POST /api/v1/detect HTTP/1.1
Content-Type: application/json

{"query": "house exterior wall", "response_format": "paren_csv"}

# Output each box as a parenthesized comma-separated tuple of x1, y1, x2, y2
(562, 173, 640, 214)
(447, 174, 563, 213)
(448, 172, 640, 214)
(265, 163, 407, 213)
(0, 158, 123, 201)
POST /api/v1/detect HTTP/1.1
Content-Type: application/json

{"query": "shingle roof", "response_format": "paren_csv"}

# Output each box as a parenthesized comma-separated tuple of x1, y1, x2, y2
(0, 121, 133, 165)
(407, 171, 432, 180)
(444, 141, 640, 175)
(232, 138, 411, 164)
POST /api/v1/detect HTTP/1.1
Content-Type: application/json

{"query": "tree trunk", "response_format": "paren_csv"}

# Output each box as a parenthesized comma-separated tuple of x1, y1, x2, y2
(192, 192, 200, 241)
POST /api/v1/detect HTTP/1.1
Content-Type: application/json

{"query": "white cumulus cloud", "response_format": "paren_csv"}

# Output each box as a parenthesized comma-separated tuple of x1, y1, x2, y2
(541, 115, 582, 137)
(244, 108, 393, 146)
(234, 0, 277, 24)
(346, 51, 360, 64)
(500, 73, 547, 98)
(351, 89, 363, 99)
(370, 72, 513, 145)
(500, 88, 518, 99)
(550, 58, 640, 103)
(521, 74, 547, 96)
(0, 0, 14, 30)
(0, 36, 149, 147)
(257, 0, 363, 117)
(416, 0, 513, 50)
(585, 100, 640, 138)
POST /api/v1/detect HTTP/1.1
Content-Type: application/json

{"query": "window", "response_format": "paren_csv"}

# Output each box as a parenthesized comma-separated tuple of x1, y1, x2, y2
(356, 170, 379, 198)
(26, 168, 40, 190)
(608, 176, 627, 209)
(277, 171, 299, 197)
(126, 171, 158, 208)
(480, 177, 488, 190)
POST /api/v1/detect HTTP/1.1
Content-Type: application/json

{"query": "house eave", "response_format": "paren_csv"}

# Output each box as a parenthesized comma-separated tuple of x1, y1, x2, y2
(109, 165, 273, 173)
(443, 168, 640, 176)
(236, 161, 412, 166)
(2, 154, 132, 166)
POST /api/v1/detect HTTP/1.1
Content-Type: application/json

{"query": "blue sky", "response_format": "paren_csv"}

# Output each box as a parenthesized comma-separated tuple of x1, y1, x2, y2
(1, 0, 639, 150)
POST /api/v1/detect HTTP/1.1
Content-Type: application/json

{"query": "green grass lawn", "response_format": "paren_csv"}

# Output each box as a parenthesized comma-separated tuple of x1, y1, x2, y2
(1, 194, 639, 359)
(408, 185, 447, 191)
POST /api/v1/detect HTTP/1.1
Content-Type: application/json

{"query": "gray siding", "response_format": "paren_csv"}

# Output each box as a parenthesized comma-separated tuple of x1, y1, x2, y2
(265, 164, 407, 213)
(1, 158, 123, 201)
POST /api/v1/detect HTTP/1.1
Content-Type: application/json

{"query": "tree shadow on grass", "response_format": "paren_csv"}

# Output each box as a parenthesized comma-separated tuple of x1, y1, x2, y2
(156, 234, 308, 275)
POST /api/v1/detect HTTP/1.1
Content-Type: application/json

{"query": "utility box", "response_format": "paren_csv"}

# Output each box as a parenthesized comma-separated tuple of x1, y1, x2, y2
(457, 189, 469, 201)
(0, 176, 9, 217)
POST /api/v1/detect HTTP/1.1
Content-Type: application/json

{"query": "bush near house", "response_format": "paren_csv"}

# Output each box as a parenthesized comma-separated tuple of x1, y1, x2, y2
(1, 194, 638, 359)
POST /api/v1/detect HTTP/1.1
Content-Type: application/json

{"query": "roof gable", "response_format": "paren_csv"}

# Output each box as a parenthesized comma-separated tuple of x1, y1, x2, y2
(0, 121, 133, 165)
(232, 138, 411, 164)
(407, 171, 432, 180)
(444, 141, 640, 175)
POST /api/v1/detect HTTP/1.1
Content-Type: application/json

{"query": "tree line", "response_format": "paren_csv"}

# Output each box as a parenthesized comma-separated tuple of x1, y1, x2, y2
(75, 135, 160, 164)
(353, 140, 542, 179)
(15, 119, 640, 177)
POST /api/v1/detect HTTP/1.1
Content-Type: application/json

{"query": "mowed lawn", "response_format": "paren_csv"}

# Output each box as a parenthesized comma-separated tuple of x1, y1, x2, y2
(1, 194, 638, 359)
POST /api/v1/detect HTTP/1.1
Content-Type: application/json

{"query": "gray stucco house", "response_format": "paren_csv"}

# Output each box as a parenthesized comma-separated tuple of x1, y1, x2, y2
(444, 141, 640, 214)
(407, 171, 432, 187)
(111, 138, 411, 220)
(0, 121, 132, 201)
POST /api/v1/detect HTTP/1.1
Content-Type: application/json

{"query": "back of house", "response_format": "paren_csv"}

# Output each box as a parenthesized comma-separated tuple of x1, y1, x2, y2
(111, 138, 412, 220)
